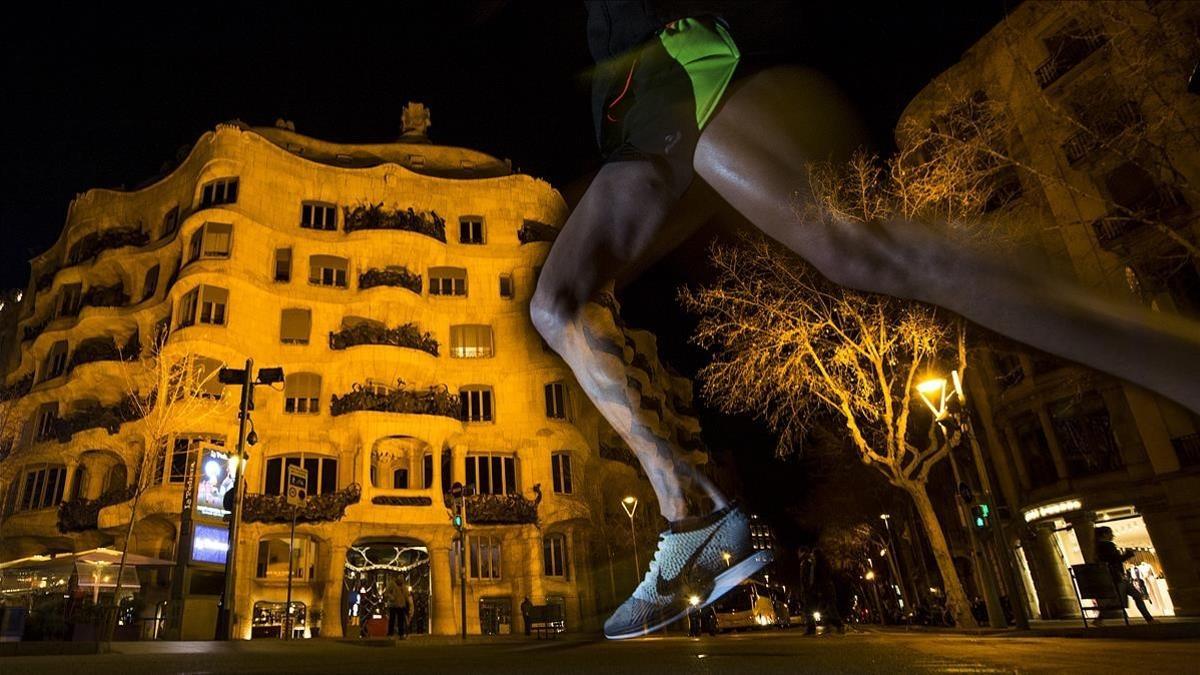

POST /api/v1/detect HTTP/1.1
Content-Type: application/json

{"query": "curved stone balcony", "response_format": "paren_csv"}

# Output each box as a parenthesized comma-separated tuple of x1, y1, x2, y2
(57, 485, 137, 533)
(329, 382, 461, 420)
(342, 204, 446, 242)
(451, 485, 542, 525)
(97, 483, 182, 530)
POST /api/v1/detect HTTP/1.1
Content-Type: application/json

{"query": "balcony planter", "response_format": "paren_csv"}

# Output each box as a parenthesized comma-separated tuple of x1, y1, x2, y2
(53, 394, 147, 442)
(242, 483, 362, 524)
(330, 381, 461, 419)
(343, 203, 446, 242)
(517, 220, 560, 244)
(328, 321, 439, 356)
(57, 485, 137, 533)
(81, 282, 129, 309)
(449, 486, 542, 525)
(67, 227, 150, 266)
(68, 332, 140, 372)
(358, 267, 422, 294)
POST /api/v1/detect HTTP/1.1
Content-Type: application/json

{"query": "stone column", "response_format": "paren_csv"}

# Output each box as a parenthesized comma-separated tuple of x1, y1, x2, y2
(430, 543, 456, 635)
(1067, 512, 1097, 563)
(1142, 507, 1200, 617)
(451, 444, 468, 485)
(321, 541, 348, 638)
(1026, 522, 1080, 619)
(525, 528, 545, 604)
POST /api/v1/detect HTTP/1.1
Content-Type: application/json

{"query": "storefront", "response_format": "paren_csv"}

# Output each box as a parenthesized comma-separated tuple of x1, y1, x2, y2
(341, 540, 431, 638)
(1017, 499, 1176, 619)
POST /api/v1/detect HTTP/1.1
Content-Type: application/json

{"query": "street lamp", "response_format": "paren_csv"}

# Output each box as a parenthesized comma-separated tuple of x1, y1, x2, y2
(621, 496, 640, 576)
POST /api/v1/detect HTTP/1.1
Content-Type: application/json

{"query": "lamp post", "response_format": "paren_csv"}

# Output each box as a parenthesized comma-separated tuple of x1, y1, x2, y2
(878, 514, 910, 612)
(917, 370, 1029, 630)
(621, 496, 640, 577)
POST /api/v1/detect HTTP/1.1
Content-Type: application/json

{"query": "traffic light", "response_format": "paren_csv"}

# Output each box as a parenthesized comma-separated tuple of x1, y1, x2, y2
(452, 513, 463, 530)
(971, 503, 991, 528)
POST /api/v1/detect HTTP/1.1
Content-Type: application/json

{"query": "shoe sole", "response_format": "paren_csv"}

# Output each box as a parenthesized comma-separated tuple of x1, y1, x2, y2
(605, 549, 774, 640)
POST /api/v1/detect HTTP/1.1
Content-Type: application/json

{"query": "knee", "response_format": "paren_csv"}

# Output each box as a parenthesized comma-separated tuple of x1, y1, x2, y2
(529, 282, 575, 350)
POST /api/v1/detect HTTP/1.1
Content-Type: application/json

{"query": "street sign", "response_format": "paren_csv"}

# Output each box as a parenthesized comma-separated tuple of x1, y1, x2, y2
(286, 465, 308, 507)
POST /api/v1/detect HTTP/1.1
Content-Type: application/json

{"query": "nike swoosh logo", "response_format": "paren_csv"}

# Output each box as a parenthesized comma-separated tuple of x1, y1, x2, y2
(656, 523, 725, 597)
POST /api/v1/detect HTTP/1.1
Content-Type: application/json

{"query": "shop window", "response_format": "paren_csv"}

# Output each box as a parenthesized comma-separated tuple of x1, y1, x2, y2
(284, 372, 321, 414)
(264, 455, 338, 496)
(544, 381, 570, 420)
(280, 308, 312, 345)
(465, 454, 517, 496)
(450, 324, 493, 358)
(188, 222, 233, 262)
(308, 255, 348, 288)
(543, 533, 568, 577)
(551, 452, 572, 495)
(40, 340, 68, 382)
(274, 248, 292, 283)
(459, 217, 485, 244)
(300, 201, 338, 231)
(460, 386, 494, 423)
(199, 177, 239, 208)
(429, 267, 467, 296)
(469, 535, 502, 580)
(251, 601, 306, 639)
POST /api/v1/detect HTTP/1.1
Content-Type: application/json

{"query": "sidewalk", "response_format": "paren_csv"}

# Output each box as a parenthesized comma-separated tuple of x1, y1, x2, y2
(862, 616, 1200, 641)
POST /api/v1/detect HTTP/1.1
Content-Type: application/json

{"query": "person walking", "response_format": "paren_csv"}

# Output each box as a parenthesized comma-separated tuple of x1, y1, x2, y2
(386, 577, 414, 639)
(521, 596, 533, 636)
(1094, 527, 1154, 623)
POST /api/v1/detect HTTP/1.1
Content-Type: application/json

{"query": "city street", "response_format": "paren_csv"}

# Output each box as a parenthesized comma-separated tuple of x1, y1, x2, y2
(3, 628, 1199, 674)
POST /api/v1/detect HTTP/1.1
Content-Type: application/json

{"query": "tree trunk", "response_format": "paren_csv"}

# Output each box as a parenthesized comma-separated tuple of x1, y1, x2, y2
(105, 488, 143, 641)
(902, 481, 975, 629)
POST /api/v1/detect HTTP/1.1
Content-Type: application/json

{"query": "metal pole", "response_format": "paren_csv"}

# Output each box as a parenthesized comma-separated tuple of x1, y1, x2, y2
(880, 518, 910, 610)
(284, 505, 296, 640)
(628, 514, 640, 578)
(219, 358, 253, 640)
(459, 494, 467, 639)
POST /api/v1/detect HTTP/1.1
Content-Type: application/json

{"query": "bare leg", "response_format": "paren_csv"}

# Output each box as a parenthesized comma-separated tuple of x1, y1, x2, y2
(531, 161, 724, 521)
(696, 67, 1200, 413)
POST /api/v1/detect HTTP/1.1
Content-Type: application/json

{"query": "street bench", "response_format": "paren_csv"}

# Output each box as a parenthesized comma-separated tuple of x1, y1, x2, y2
(526, 604, 565, 639)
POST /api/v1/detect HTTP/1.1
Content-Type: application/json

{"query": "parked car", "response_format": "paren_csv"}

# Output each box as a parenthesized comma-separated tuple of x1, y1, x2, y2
(711, 580, 778, 631)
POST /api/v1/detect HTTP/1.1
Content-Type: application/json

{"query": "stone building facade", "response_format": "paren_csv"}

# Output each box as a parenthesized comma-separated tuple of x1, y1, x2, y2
(899, 2, 1200, 619)
(0, 110, 704, 639)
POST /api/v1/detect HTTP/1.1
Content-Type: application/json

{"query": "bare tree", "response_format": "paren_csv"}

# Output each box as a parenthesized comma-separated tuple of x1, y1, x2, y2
(106, 327, 231, 633)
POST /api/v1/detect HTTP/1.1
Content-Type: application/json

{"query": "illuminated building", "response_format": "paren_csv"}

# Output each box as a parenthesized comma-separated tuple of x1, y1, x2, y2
(0, 105, 707, 638)
(900, 2, 1200, 618)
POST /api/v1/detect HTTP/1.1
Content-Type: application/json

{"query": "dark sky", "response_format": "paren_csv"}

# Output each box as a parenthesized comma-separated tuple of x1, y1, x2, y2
(2, 1, 1014, 531)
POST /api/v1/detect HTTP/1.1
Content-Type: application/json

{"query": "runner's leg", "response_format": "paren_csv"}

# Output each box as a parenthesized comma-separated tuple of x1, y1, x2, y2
(531, 160, 722, 521)
(696, 66, 1200, 413)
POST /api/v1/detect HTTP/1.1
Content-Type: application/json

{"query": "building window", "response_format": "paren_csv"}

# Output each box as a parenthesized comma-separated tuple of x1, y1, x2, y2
(280, 308, 312, 345)
(161, 205, 180, 240)
(142, 265, 160, 302)
(392, 467, 409, 489)
(498, 274, 513, 299)
(459, 217, 485, 244)
(57, 283, 83, 318)
(104, 464, 127, 494)
(41, 340, 69, 382)
(161, 436, 224, 484)
(429, 267, 468, 296)
(256, 535, 317, 580)
(17, 464, 67, 512)
(178, 285, 229, 327)
(188, 222, 233, 262)
(274, 248, 292, 283)
(33, 403, 59, 442)
(543, 534, 567, 577)
(300, 202, 338, 231)
(193, 356, 226, 398)
(264, 456, 337, 496)
(284, 372, 321, 414)
(199, 177, 239, 208)
(460, 387, 494, 423)
(69, 465, 88, 501)
(308, 255, 349, 288)
(1049, 392, 1123, 477)
(423, 453, 434, 489)
(551, 453, 573, 495)
(469, 535, 502, 580)
(450, 324, 493, 358)
(465, 453, 517, 495)
(544, 381, 570, 420)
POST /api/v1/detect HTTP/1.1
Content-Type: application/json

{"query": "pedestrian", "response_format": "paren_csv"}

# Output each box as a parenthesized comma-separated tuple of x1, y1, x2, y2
(520, 596, 533, 636)
(1094, 526, 1154, 623)
(386, 576, 414, 639)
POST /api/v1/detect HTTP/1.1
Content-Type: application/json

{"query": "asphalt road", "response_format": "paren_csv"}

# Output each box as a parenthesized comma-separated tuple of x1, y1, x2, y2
(3, 628, 1198, 674)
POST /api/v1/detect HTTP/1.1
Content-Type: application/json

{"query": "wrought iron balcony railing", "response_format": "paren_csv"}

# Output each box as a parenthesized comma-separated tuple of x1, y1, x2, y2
(66, 227, 150, 267)
(358, 266, 422, 294)
(342, 204, 446, 242)
(1062, 101, 1143, 166)
(1035, 31, 1108, 89)
(57, 484, 136, 533)
(242, 483, 362, 524)
(449, 486, 542, 525)
(328, 321, 439, 356)
(517, 220, 560, 245)
(67, 332, 141, 372)
(330, 381, 461, 419)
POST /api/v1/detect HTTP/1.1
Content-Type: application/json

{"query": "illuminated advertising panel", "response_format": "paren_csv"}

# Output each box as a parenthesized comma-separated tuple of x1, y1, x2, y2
(195, 445, 235, 521)
(192, 523, 231, 565)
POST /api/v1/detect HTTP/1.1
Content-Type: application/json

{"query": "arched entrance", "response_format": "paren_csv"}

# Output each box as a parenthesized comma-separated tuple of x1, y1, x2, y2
(342, 540, 431, 637)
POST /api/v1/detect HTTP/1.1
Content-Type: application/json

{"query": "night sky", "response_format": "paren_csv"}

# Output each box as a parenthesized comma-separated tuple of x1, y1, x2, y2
(2, 1, 1013, 535)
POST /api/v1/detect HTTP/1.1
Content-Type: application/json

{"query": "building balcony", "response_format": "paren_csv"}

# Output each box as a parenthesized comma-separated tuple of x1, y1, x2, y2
(67, 332, 141, 372)
(342, 204, 446, 242)
(1173, 433, 1200, 468)
(328, 321, 439, 356)
(1035, 31, 1108, 89)
(1090, 188, 1191, 249)
(517, 220, 560, 245)
(66, 226, 150, 267)
(452, 487, 542, 525)
(357, 266, 422, 294)
(0, 373, 33, 402)
(50, 395, 146, 442)
(21, 317, 50, 343)
(329, 382, 462, 420)
(242, 483, 362, 524)
(1062, 101, 1142, 166)
(80, 281, 130, 310)
(57, 485, 137, 533)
